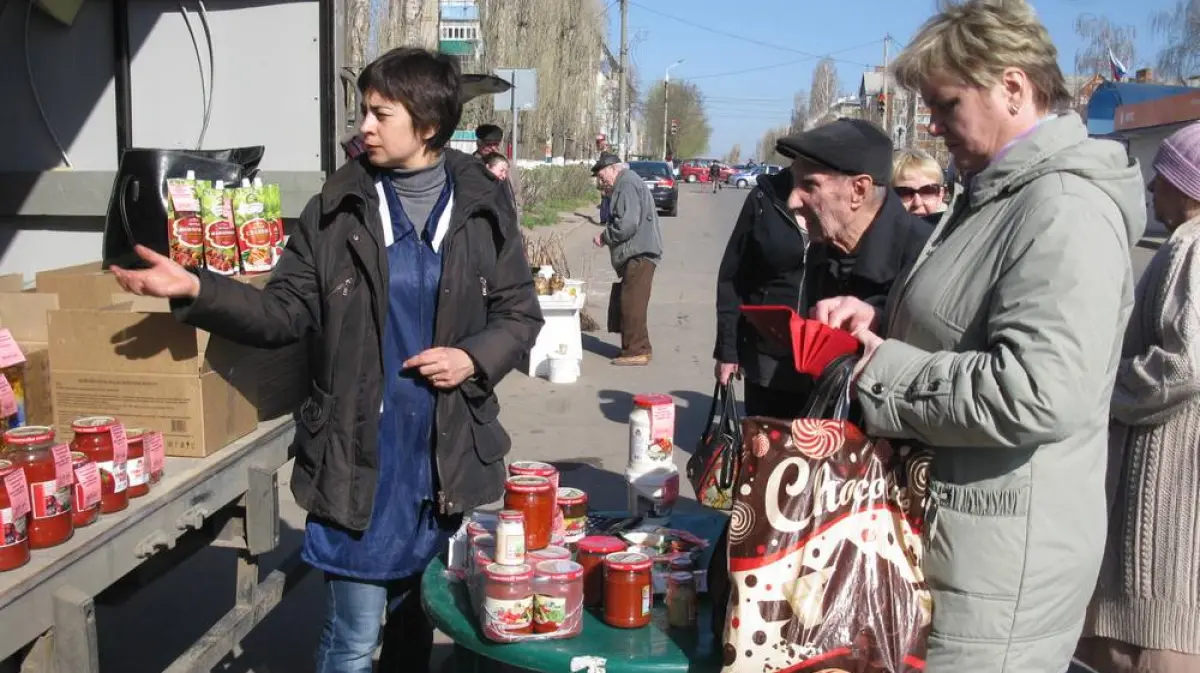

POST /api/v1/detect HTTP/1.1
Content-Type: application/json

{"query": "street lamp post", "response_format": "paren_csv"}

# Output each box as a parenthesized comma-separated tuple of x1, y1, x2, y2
(661, 59, 683, 162)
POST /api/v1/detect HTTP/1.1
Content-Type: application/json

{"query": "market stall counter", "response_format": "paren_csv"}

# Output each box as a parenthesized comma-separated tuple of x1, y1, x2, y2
(422, 511, 727, 673)
(0, 416, 303, 673)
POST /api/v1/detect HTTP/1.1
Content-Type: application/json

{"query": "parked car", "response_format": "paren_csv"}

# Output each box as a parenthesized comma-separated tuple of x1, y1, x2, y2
(728, 166, 763, 188)
(628, 161, 679, 217)
(678, 158, 734, 183)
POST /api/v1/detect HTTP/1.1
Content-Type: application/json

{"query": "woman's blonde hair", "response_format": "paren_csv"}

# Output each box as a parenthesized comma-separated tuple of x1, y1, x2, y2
(892, 150, 943, 185)
(891, 0, 1069, 112)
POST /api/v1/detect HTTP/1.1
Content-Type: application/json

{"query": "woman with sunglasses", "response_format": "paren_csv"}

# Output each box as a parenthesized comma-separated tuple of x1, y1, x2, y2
(892, 149, 947, 224)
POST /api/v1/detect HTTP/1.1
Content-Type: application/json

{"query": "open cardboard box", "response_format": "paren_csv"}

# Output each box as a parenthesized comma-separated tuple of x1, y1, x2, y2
(48, 303, 258, 458)
(37, 261, 307, 429)
(0, 292, 60, 426)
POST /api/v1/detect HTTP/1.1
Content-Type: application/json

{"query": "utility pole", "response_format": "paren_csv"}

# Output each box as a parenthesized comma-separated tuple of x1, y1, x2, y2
(661, 59, 683, 162)
(882, 34, 889, 136)
(617, 0, 628, 160)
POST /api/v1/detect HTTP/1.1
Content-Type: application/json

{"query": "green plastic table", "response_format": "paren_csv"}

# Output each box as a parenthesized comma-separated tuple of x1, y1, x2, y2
(421, 512, 727, 673)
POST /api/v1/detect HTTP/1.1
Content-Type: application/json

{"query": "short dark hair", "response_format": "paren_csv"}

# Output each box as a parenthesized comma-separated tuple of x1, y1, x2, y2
(481, 152, 508, 169)
(357, 47, 462, 151)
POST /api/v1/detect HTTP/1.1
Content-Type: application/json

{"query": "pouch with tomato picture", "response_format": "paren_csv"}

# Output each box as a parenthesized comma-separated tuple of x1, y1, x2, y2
(264, 183, 285, 267)
(232, 183, 273, 274)
(166, 176, 204, 269)
(198, 181, 238, 276)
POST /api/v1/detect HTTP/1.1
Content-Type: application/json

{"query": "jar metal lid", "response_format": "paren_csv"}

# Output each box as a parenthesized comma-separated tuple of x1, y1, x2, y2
(4, 426, 54, 445)
(604, 551, 652, 572)
(633, 393, 673, 408)
(668, 571, 695, 584)
(505, 475, 552, 494)
(576, 535, 626, 554)
(71, 416, 117, 433)
(484, 563, 533, 582)
(509, 460, 556, 477)
(498, 509, 525, 522)
(528, 546, 571, 562)
(535, 559, 583, 582)
(556, 487, 587, 505)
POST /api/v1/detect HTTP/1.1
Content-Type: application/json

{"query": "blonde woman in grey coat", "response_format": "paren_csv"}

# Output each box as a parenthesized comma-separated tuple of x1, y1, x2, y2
(811, 0, 1146, 670)
(1076, 122, 1200, 673)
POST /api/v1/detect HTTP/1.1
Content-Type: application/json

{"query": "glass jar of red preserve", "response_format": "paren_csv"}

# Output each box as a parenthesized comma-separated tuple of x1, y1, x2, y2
(576, 535, 627, 607)
(70, 452, 100, 528)
(4, 426, 73, 549)
(482, 563, 534, 641)
(124, 428, 150, 498)
(604, 551, 653, 629)
(0, 459, 30, 571)
(503, 476, 554, 552)
(70, 416, 128, 514)
(533, 560, 584, 635)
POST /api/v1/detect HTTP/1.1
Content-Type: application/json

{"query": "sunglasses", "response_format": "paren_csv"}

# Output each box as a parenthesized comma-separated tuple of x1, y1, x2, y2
(894, 184, 942, 198)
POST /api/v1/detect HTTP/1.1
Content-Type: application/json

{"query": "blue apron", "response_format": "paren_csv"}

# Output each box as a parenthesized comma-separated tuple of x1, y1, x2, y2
(302, 172, 455, 580)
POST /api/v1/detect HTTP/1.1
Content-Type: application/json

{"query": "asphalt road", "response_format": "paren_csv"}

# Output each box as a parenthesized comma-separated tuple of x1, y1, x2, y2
(88, 181, 1160, 672)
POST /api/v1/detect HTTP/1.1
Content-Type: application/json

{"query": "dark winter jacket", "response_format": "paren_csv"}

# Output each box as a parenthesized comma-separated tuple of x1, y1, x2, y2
(805, 189, 933, 326)
(714, 170, 810, 391)
(173, 149, 543, 531)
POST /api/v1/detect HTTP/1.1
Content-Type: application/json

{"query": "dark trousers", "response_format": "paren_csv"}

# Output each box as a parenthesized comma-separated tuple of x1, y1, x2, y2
(315, 573, 432, 673)
(619, 257, 655, 357)
(743, 381, 811, 419)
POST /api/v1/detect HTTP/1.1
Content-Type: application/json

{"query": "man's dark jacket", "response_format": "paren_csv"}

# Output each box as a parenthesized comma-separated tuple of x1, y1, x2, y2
(173, 149, 543, 532)
(805, 190, 934, 324)
(715, 170, 809, 390)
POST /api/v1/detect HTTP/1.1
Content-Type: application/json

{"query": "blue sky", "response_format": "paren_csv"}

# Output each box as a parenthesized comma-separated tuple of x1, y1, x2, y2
(608, 0, 1177, 158)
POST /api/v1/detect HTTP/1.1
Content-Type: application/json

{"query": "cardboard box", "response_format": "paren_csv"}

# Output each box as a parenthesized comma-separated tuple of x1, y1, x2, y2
(48, 307, 257, 458)
(36, 262, 124, 309)
(0, 274, 25, 293)
(0, 293, 59, 426)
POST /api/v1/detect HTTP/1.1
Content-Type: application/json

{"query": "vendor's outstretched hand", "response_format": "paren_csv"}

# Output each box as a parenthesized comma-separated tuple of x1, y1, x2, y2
(811, 296, 878, 334)
(110, 245, 201, 299)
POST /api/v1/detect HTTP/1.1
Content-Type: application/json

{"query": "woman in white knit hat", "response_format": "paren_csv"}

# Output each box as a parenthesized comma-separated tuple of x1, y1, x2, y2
(1078, 120, 1200, 673)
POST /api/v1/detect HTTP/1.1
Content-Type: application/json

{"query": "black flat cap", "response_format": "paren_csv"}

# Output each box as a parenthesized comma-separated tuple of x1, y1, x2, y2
(776, 118, 893, 184)
(591, 152, 621, 174)
(475, 124, 504, 143)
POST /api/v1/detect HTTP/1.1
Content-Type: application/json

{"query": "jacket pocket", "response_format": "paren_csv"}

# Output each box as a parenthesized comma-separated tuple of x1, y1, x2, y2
(923, 481, 1028, 641)
(466, 391, 510, 465)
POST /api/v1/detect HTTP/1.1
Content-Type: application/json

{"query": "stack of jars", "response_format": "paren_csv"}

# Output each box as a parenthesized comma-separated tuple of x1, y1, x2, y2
(573, 534, 698, 631)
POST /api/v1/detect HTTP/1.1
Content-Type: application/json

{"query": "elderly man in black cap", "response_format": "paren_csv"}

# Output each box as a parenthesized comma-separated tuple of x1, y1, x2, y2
(778, 118, 932, 317)
(592, 152, 663, 366)
(474, 124, 521, 215)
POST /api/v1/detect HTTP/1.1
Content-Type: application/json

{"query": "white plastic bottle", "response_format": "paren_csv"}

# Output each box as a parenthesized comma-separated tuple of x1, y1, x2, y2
(494, 509, 526, 565)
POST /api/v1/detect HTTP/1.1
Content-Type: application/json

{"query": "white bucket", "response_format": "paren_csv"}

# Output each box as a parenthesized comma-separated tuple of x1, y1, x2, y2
(547, 354, 579, 384)
(625, 463, 680, 519)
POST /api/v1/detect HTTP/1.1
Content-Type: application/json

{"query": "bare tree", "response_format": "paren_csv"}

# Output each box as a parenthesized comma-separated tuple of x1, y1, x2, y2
(1153, 0, 1200, 84)
(789, 92, 809, 134)
(725, 144, 742, 165)
(1075, 14, 1136, 80)
(644, 81, 711, 159)
(461, 0, 607, 160)
(756, 125, 792, 166)
(808, 58, 838, 124)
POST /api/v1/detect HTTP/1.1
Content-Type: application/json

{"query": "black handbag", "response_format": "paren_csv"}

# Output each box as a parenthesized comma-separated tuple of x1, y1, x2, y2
(606, 281, 622, 334)
(102, 146, 265, 269)
(685, 381, 742, 510)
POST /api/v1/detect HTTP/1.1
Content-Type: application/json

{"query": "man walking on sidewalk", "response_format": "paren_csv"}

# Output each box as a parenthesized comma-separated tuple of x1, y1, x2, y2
(592, 152, 662, 366)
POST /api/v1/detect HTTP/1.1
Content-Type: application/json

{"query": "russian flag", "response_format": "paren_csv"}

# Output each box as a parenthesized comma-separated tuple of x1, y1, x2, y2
(1109, 49, 1128, 81)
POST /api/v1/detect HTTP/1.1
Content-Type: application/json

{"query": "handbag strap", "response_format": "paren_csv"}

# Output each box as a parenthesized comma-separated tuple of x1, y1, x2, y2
(801, 354, 858, 420)
(716, 380, 741, 490)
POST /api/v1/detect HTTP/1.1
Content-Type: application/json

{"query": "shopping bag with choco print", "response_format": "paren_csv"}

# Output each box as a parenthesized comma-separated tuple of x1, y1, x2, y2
(720, 355, 933, 673)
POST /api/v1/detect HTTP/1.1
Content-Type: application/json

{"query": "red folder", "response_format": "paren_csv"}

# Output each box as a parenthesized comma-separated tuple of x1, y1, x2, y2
(740, 305, 861, 376)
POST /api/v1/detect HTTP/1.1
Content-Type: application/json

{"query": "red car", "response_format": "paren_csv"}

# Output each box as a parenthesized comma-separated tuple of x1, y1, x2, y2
(678, 159, 733, 183)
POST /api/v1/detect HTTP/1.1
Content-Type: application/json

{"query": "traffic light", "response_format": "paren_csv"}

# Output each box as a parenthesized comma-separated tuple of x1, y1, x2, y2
(876, 94, 886, 117)
(670, 119, 679, 136)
